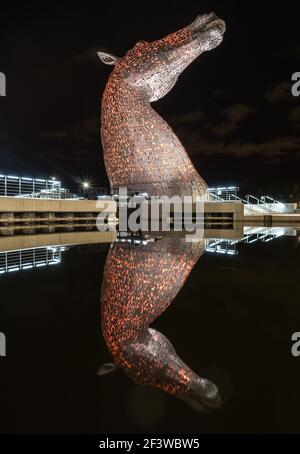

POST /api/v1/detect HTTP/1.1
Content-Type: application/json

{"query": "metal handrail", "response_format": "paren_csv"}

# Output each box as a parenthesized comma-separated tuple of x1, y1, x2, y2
(208, 192, 258, 214)
(245, 194, 267, 205)
(261, 195, 283, 205)
(0, 175, 62, 199)
(207, 192, 227, 202)
(228, 193, 249, 204)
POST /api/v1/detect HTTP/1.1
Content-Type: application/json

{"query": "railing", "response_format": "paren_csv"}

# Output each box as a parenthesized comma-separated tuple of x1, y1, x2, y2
(0, 175, 63, 199)
(261, 195, 280, 204)
(207, 192, 227, 202)
(207, 189, 291, 215)
(207, 186, 239, 201)
(207, 191, 260, 214)
(245, 194, 265, 205)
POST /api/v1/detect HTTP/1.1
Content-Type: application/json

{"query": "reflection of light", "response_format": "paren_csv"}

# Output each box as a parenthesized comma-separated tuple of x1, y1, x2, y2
(8, 267, 19, 272)
(47, 247, 57, 253)
(207, 248, 225, 254)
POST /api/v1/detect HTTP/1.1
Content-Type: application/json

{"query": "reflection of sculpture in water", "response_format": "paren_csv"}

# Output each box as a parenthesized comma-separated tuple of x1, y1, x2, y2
(98, 13, 226, 199)
(99, 238, 221, 411)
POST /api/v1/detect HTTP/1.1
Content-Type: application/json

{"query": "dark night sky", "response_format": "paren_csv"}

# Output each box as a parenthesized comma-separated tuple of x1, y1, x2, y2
(0, 0, 299, 195)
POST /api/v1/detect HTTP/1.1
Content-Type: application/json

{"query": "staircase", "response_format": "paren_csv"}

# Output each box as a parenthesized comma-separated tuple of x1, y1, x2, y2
(207, 189, 291, 215)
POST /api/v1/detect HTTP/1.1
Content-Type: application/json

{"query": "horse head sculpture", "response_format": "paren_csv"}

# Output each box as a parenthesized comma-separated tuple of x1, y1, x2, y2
(99, 13, 226, 198)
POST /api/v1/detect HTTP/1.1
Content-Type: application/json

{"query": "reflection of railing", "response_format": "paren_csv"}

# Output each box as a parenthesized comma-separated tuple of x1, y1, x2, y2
(116, 232, 153, 247)
(240, 226, 287, 243)
(206, 239, 237, 255)
(205, 226, 287, 255)
(0, 246, 66, 275)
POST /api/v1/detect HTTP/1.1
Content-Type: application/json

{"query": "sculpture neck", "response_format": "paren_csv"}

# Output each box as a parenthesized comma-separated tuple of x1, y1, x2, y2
(100, 73, 207, 196)
(102, 77, 149, 116)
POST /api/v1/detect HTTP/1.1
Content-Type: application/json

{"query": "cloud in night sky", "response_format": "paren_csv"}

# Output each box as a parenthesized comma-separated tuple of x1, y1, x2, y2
(210, 103, 255, 137)
(179, 130, 300, 159)
(276, 43, 300, 58)
(166, 110, 205, 125)
(41, 116, 99, 144)
(41, 130, 70, 139)
(264, 81, 291, 103)
(289, 106, 300, 129)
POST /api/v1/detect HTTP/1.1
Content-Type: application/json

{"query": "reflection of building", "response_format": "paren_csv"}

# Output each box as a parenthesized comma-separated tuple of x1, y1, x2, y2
(0, 225, 294, 276)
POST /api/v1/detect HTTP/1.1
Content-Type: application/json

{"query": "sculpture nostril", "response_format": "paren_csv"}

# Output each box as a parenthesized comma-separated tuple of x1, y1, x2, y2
(206, 384, 219, 400)
(202, 12, 218, 22)
(218, 19, 226, 33)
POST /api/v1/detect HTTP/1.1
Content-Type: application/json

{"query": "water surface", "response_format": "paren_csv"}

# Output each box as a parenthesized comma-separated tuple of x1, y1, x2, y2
(0, 227, 299, 434)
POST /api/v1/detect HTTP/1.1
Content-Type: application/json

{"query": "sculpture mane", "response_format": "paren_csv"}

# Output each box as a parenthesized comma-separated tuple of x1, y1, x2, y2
(99, 12, 226, 198)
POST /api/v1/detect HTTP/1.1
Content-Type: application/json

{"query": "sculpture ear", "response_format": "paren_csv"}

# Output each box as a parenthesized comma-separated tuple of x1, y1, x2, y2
(97, 362, 118, 375)
(97, 51, 119, 65)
